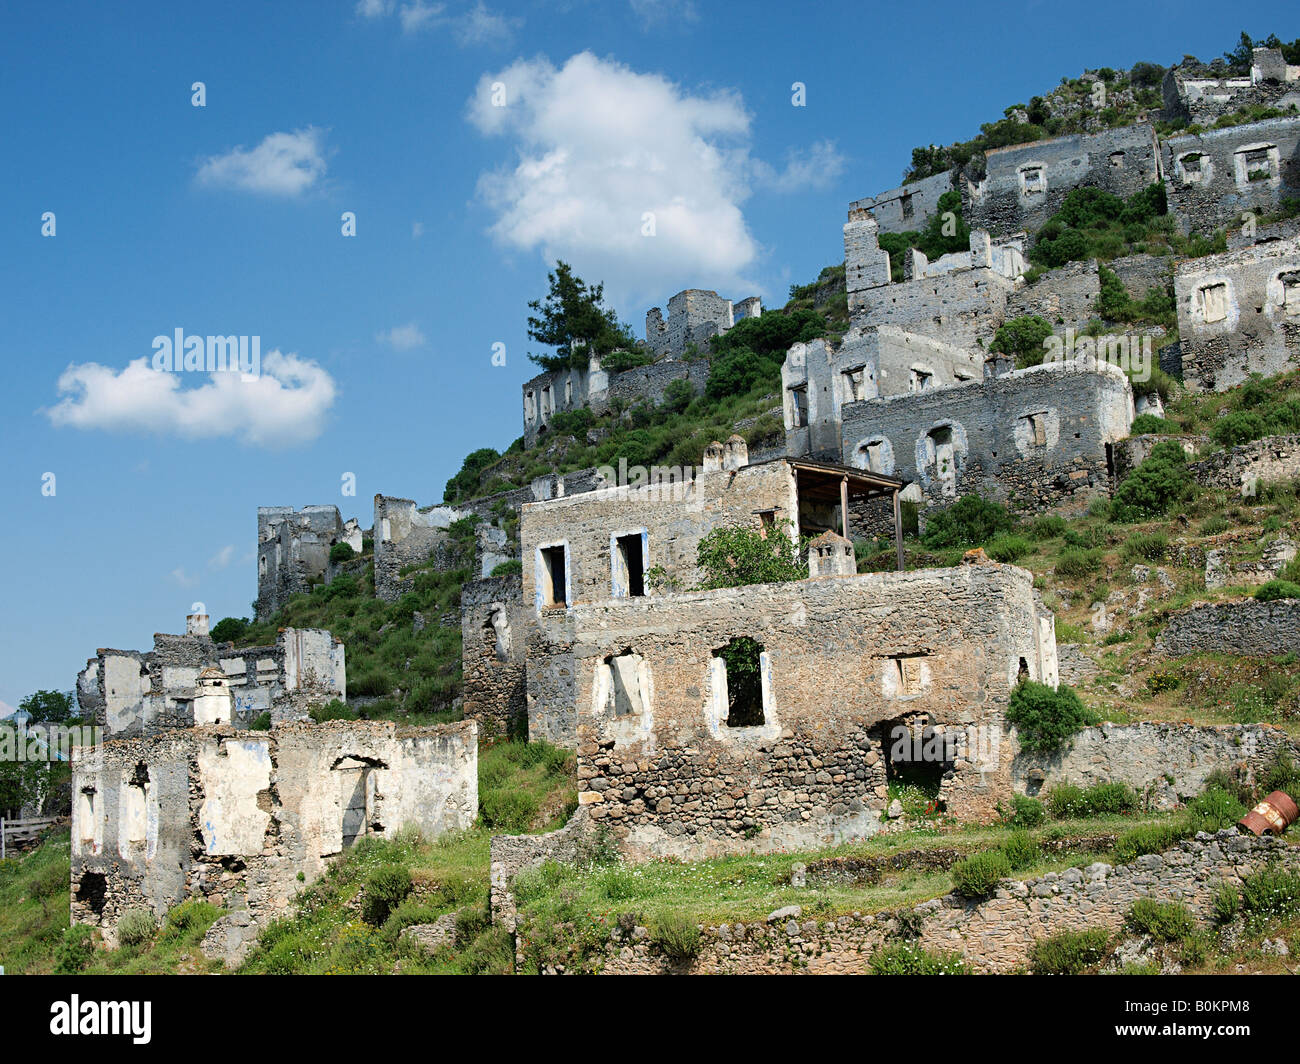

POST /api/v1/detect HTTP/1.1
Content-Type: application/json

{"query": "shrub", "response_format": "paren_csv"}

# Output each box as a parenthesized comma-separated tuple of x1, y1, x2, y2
(490, 559, 522, 578)
(1122, 532, 1167, 562)
(1046, 783, 1088, 820)
(361, 866, 413, 926)
(1127, 898, 1196, 941)
(868, 942, 969, 974)
(310, 699, 357, 723)
(695, 522, 807, 589)
(650, 912, 701, 962)
(991, 315, 1054, 368)
(1211, 882, 1241, 925)
(116, 907, 157, 948)
(210, 616, 250, 644)
(1240, 862, 1300, 929)
(1030, 928, 1110, 974)
(1002, 830, 1040, 870)
(986, 535, 1032, 563)
(479, 788, 540, 833)
(951, 850, 1011, 898)
(1054, 548, 1103, 579)
(162, 898, 222, 941)
(1129, 413, 1179, 434)
(1255, 580, 1300, 602)
(1029, 515, 1067, 540)
(999, 794, 1046, 829)
(921, 494, 1016, 549)
(55, 925, 96, 974)
(249, 711, 272, 731)
(1185, 787, 1245, 833)
(1006, 681, 1101, 755)
(1110, 441, 1191, 522)
(329, 541, 356, 564)
(1113, 822, 1187, 864)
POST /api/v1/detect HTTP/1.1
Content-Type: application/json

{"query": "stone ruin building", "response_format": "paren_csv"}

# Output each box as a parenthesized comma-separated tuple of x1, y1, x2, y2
(644, 287, 761, 360)
(77, 610, 347, 735)
(256, 505, 362, 619)
(1174, 231, 1300, 390)
(964, 124, 1163, 237)
(850, 170, 954, 234)
(839, 358, 1135, 515)
(1164, 115, 1300, 236)
(1162, 47, 1300, 126)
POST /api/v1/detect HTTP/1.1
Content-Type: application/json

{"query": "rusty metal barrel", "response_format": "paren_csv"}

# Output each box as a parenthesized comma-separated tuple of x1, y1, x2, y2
(1239, 791, 1299, 836)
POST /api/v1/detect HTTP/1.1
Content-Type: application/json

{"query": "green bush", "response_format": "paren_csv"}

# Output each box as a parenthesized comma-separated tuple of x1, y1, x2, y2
(1185, 787, 1246, 833)
(986, 535, 1032, 563)
(1045, 783, 1087, 820)
(479, 788, 540, 833)
(1006, 681, 1101, 755)
(650, 912, 701, 962)
(1113, 822, 1188, 864)
(361, 866, 413, 927)
(991, 315, 1054, 368)
(1255, 579, 1300, 602)
(329, 542, 356, 564)
(1211, 882, 1241, 925)
(1083, 782, 1139, 816)
(1030, 928, 1110, 974)
(249, 711, 272, 731)
(999, 794, 1046, 829)
(695, 522, 807, 589)
(310, 699, 358, 723)
(951, 850, 1011, 898)
(210, 616, 250, 644)
(1002, 831, 1040, 870)
(1129, 413, 1179, 435)
(921, 494, 1016, 549)
(55, 924, 96, 974)
(1127, 898, 1196, 941)
(1029, 515, 1067, 540)
(1110, 441, 1191, 522)
(1240, 862, 1300, 929)
(1122, 532, 1167, 562)
(868, 942, 969, 974)
(116, 907, 157, 948)
(1054, 548, 1103, 579)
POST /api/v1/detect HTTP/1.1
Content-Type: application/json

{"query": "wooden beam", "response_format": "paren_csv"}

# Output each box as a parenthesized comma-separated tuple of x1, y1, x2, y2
(840, 476, 849, 540)
(893, 489, 905, 572)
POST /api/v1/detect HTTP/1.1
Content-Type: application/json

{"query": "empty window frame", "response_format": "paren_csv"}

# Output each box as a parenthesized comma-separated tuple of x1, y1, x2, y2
(841, 365, 867, 402)
(910, 368, 934, 392)
(713, 637, 766, 727)
(788, 385, 809, 428)
(1279, 271, 1300, 316)
(613, 532, 646, 598)
(539, 544, 569, 608)
(1199, 282, 1230, 324)
(1020, 165, 1046, 195)
(1022, 412, 1048, 447)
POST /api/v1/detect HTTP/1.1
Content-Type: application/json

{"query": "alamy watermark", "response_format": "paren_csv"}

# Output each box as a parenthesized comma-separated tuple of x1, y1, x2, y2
(595, 457, 704, 505)
(151, 328, 260, 379)
(1042, 327, 1153, 382)
(0, 720, 103, 763)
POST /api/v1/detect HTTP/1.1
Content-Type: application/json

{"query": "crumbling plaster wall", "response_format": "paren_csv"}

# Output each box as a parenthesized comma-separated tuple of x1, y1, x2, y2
(850, 170, 955, 234)
(256, 506, 360, 620)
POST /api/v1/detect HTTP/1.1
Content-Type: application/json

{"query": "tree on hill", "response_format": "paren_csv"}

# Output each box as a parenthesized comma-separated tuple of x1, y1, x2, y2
(526, 261, 638, 372)
(18, 689, 77, 724)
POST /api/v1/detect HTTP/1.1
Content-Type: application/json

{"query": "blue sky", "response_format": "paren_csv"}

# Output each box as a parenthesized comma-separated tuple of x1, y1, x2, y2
(1, 0, 1295, 713)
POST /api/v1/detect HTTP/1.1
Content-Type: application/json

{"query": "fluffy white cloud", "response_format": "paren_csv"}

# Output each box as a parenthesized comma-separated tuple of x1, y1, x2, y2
(196, 128, 327, 197)
(45, 350, 337, 448)
(376, 322, 427, 350)
(359, 0, 517, 44)
(208, 545, 235, 570)
(467, 53, 843, 303)
(752, 140, 847, 193)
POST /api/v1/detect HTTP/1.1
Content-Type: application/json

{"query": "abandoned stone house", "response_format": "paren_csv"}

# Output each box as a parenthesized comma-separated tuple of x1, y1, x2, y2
(256, 505, 362, 619)
(76, 611, 346, 737)
(1162, 47, 1300, 126)
(644, 288, 761, 360)
(1174, 232, 1300, 390)
(564, 555, 1057, 860)
(850, 170, 955, 234)
(839, 358, 1135, 515)
(844, 215, 1027, 350)
(1163, 116, 1300, 236)
(781, 324, 985, 459)
(69, 718, 478, 945)
(964, 125, 1163, 237)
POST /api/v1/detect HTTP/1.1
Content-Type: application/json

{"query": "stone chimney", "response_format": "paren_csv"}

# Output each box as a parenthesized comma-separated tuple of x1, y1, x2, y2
(983, 353, 1013, 380)
(722, 434, 749, 470)
(808, 531, 856, 578)
(702, 440, 726, 472)
(187, 608, 210, 638)
(192, 667, 233, 725)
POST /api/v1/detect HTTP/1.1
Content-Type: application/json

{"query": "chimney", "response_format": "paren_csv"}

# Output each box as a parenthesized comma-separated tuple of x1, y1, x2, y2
(808, 531, 856, 578)
(187, 608, 210, 638)
(702, 440, 726, 473)
(723, 434, 749, 470)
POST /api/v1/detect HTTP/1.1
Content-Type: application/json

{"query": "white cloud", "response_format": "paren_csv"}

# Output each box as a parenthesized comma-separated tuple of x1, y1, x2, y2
(170, 568, 199, 589)
(196, 128, 328, 197)
(628, 0, 698, 28)
(468, 53, 841, 303)
(376, 323, 427, 350)
(45, 350, 337, 448)
(412, 221, 425, 239)
(360, 0, 517, 44)
(752, 140, 847, 193)
(208, 545, 236, 570)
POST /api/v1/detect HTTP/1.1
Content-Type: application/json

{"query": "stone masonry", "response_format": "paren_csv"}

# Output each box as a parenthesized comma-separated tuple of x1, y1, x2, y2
(644, 288, 761, 361)
(256, 506, 361, 619)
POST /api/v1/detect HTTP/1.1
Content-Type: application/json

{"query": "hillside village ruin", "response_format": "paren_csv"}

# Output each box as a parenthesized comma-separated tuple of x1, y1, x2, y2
(66, 45, 1300, 962)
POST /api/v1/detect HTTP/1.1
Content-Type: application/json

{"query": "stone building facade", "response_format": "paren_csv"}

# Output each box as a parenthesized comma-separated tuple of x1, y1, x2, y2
(459, 574, 527, 739)
(849, 170, 954, 234)
(1152, 598, 1300, 658)
(559, 557, 1057, 860)
(964, 125, 1163, 236)
(1173, 233, 1300, 390)
(839, 359, 1135, 515)
(644, 288, 761, 360)
(76, 613, 346, 737)
(781, 325, 984, 459)
(256, 506, 361, 619)
(1163, 116, 1300, 236)
(70, 719, 477, 946)
(1162, 47, 1300, 126)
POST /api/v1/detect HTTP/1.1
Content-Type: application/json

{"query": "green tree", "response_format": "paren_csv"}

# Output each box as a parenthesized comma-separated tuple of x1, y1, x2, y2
(211, 616, 251, 644)
(18, 689, 76, 725)
(696, 522, 808, 589)
(1110, 440, 1191, 521)
(526, 261, 636, 371)
(445, 447, 501, 503)
(990, 315, 1054, 368)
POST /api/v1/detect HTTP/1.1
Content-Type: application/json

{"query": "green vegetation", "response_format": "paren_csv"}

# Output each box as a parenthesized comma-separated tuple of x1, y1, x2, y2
(951, 850, 1010, 897)
(991, 315, 1054, 368)
(868, 942, 969, 974)
(210, 616, 251, 643)
(876, 190, 971, 282)
(1256, 580, 1300, 602)
(695, 522, 808, 589)
(525, 261, 637, 372)
(1030, 928, 1110, 974)
(1108, 440, 1191, 522)
(1006, 681, 1102, 754)
(921, 494, 1016, 549)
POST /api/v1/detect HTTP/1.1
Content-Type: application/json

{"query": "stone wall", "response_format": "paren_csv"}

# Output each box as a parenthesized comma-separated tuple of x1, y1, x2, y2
(644, 288, 760, 361)
(373, 495, 471, 602)
(557, 560, 1056, 860)
(1153, 597, 1300, 657)
(1186, 434, 1300, 496)
(1006, 259, 1101, 323)
(70, 719, 478, 947)
(849, 170, 954, 234)
(1113, 434, 1206, 481)
(1164, 117, 1300, 237)
(782, 325, 983, 459)
(256, 506, 361, 619)
(965, 125, 1162, 236)
(489, 808, 593, 931)
(1174, 233, 1300, 390)
(585, 831, 1299, 974)
(77, 624, 345, 737)
(1163, 48, 1300, 125)
(839, 359, 1134, 515)
(460, 575, 527, 739)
